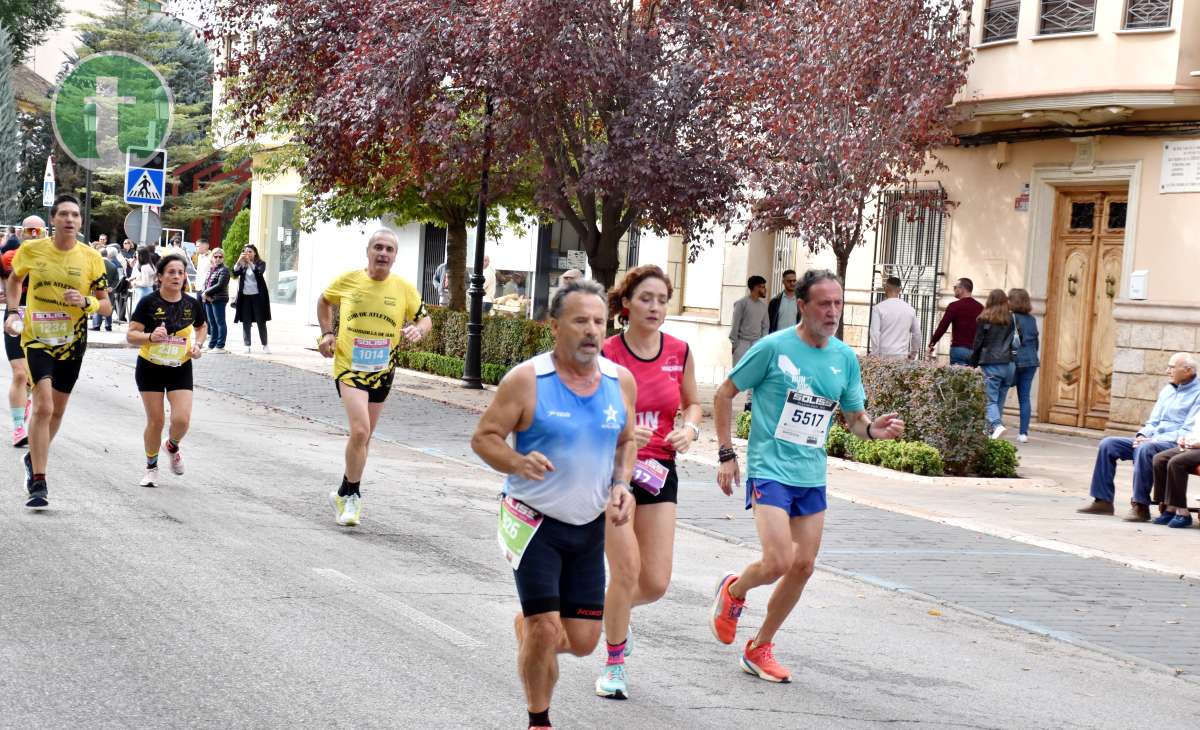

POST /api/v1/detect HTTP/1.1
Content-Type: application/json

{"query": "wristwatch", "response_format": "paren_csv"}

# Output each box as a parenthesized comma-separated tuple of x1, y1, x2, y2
(684, 422, 701, 440)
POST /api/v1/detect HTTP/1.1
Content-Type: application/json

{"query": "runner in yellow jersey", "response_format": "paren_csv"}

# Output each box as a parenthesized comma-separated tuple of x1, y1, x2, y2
(126, 254, 207, 488)
(3, 195, 111, 509)
(317, 229, 431, 526)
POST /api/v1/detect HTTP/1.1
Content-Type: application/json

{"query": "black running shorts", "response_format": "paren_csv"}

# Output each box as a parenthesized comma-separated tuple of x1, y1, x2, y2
(335, 371, 394, 404)
(5, 331, 23, 362)
(632, 459, 679, 506)
(135, 358, 194, 392)
(512, 510, 606, 620)
(26, 348, 83, 394)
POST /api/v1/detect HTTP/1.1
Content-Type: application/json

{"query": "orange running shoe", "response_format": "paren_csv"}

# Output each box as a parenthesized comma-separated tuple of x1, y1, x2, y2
(709, 572, 745, 645)
(740, 640, 791, 683)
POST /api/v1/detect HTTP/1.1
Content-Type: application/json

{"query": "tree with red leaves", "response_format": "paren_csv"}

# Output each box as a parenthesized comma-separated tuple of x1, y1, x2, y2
(712, 0, 974, 292)
(204, 0, 742, 291)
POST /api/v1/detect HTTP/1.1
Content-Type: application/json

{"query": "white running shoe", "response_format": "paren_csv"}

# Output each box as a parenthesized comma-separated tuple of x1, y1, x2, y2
(1018, 434, 1028, 443)
(990, 425, 1006, 440)
(166, 442, 184, 475)
(140, 466, 159, 488)
(338, 494, 362, 527)
(262, 345, 271, 354)
(244, 346, 251, 354)
(328, 491, 346, 524)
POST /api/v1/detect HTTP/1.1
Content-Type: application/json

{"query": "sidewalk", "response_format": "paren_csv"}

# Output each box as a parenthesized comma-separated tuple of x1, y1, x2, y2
(86, 319, 1200, 578)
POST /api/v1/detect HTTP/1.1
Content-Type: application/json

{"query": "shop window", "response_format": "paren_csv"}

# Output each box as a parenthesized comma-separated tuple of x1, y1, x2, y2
(1039, 0, 1095, 35)
(1124, 0, 1172, 29)
(265, 196, 300, 304)
(982, 0, 1021, 43)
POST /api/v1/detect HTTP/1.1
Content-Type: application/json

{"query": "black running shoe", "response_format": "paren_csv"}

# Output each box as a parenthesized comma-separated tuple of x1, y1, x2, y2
(25, 478, 48, 509)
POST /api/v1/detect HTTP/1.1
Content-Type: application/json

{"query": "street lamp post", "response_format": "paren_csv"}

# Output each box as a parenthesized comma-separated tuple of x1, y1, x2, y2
(462, 94, 494, 390)
(83, 103, 97, 242)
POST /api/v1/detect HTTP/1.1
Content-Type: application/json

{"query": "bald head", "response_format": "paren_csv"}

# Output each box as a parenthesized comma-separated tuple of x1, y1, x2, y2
(1168, 352, 1197, 385)
(560, 269, 583, 287)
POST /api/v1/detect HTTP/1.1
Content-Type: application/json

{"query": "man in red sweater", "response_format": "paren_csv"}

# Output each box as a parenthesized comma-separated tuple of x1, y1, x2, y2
(927, 277, 983, 366)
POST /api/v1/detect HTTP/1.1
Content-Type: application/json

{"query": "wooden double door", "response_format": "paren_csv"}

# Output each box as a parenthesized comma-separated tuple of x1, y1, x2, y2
(1042, 188, 1128, 430)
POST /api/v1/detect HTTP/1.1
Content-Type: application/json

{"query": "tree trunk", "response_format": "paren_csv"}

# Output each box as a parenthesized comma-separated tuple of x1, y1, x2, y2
(835, 247, 851, 341)
(446, 219, 469, 311)
(587, 225, 626, 290)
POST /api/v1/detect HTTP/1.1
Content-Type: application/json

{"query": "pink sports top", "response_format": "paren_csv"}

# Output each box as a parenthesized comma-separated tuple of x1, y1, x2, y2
(602, 332, 689, 461)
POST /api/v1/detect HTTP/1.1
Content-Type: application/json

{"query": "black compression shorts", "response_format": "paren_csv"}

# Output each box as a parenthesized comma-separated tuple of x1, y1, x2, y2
(135, 358, 194, 392)
(511, 508, 606, 620)
(26, 348, 82, 394)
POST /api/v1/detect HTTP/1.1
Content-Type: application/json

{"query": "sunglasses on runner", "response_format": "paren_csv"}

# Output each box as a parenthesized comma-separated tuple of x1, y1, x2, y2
(24, 227, 44, 237)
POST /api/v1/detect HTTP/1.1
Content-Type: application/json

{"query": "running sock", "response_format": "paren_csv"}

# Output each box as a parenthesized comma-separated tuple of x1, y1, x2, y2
(11, 407, 24, 430)
(165, 438, 180, 453)
(147, 451, 159, 469)
(528, 709, 551, 728)
(606, 640, 627, 666)
(32, 472, 45, 482)
(338, 477, 361, 498)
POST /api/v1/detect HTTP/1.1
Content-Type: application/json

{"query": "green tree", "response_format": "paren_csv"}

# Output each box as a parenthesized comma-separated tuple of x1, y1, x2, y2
(0, 25, 20, 223)
(0, 1, 65, 65)
(221, 207, 250, 253)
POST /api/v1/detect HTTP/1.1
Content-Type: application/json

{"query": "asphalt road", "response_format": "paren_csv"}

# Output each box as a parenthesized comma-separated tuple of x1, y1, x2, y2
(1, 349, 1199, 729)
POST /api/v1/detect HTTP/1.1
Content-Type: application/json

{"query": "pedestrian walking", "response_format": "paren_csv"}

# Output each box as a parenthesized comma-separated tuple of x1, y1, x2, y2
(869, 276, 922, 359)
(470, 278, 636, 730)
(110, 244, 133, 324)
(1008, 288, 1040, 443)
(232, 244, 271, 354)
(767, 269, 799, 333)
(433, 261, 450, 306)
(201, 247, 231, 353)
(709, 269, 904, 683)
(317, 230, 431, 527)
(969, 289, 1017, 439)
(927, 277, 983, 365)
(125, 254, 207, 488)
(4, 194, 112, 509)
(90, 249, 119, 332)
(595, 265, 702, 700)
(730, 275, 769, 411)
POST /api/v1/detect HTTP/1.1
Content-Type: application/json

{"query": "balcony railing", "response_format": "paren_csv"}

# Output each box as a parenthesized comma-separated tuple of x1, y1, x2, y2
(1124, 0, 1172, 29)
(982, 0, 1021, 43)
(1039, 0, 1096, 35)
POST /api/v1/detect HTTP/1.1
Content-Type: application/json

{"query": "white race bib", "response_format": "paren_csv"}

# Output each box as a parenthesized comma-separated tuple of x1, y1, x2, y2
(31, 311, 74, 346)
(773, 390, 835, 448)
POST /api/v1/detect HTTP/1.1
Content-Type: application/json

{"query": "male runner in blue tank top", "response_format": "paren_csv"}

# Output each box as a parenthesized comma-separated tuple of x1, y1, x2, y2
(472, 278, 637, 730)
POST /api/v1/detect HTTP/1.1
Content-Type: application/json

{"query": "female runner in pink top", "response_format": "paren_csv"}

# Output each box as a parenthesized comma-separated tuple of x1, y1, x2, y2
(595, 265, 702, 699)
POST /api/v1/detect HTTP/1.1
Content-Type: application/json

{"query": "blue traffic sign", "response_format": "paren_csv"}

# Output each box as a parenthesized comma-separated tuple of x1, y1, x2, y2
(125, 167, 165, 206)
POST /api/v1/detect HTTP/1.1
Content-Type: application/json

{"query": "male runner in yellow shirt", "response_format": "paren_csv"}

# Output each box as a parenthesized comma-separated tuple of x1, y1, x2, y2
(4, 194, 111, 509)
(317, 229, 431, 526)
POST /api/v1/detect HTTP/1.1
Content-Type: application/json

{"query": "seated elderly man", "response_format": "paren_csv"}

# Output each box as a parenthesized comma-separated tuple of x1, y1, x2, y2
(1148, 407, 1200, 529)
(1078, 352, 1200, 521)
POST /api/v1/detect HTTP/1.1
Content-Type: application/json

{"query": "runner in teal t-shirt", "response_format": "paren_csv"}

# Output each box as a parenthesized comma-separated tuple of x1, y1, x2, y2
(707, 270, 905, 684)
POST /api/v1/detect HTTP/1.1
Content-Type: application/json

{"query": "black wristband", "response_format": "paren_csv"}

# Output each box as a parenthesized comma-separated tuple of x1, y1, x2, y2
(322, 331, 334, 338)
(718, 445, 737, 463)
(866, 423, 875, 440)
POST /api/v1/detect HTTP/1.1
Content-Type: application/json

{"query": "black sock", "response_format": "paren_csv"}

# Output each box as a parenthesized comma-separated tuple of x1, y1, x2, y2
(338, 477, 360, 498)
(528, 709, 550, 728)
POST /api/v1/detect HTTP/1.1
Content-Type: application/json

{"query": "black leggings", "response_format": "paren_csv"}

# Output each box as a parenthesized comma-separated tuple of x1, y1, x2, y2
(242, 319, 268, 346)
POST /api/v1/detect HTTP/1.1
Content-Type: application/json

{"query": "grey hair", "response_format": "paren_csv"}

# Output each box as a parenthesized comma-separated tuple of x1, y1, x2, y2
(797, 269, 843, 303)
(367, 228, 400, 246)
(1174, 353, 1198, 371)
(550, 278, 606, 319)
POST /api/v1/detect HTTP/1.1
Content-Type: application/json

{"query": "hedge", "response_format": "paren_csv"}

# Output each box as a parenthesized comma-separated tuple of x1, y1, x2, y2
(404, 307, 554, 368)
(975, 438, 1019, 478)
(395, 350, 509, 386)
(826, 424, 945, 477)
(858, 356, 989, 476)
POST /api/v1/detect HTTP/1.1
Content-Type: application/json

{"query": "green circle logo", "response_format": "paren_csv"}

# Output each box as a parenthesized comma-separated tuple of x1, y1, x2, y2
(51, 52, 174, 172)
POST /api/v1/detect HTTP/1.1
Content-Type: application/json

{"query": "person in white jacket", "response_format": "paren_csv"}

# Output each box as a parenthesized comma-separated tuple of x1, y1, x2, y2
(869, 276, 922, 360)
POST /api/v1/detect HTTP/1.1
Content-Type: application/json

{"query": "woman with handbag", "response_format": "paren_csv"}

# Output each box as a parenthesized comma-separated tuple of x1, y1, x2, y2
(969, 289, 1016, 439)
(232, 244, 272, 354)
(1008, 288, 1040, 443)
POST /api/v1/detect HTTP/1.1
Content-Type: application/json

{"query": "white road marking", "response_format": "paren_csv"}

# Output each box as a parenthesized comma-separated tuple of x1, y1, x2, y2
(312, 568, 484, 648)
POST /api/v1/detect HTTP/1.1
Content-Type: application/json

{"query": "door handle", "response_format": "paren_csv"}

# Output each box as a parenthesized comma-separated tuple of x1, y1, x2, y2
(1106, 275, 1116, 299)
(1067, 274, 1078, 297)
(1100, 373, 1111, 389)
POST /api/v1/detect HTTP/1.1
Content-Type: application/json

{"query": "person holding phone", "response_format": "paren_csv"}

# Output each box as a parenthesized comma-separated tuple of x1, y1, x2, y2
(232, 244, 271, 354)
(126, 254, 206, 488)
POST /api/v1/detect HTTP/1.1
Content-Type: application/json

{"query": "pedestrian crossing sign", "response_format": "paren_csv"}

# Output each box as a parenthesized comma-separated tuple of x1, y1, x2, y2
(125, 148, 167, 206)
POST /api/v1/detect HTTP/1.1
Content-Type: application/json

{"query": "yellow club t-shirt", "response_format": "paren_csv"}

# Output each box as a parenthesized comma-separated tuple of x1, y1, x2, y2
(11, 238, 108, 360)
(323, 270, 426, 389)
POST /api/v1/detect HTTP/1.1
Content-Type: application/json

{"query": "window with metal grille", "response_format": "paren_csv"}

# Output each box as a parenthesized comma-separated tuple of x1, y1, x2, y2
(1039, 0, 1096, 34)
(1124, 0, 1172, 29)
(870, 184, 948, 353)
(983, 0, 1021, 43)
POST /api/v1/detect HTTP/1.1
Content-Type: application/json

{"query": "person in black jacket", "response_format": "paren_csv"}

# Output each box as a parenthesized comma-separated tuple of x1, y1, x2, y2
(969, 289, 1016, 440)
(232, 244, 271, 354)
(767, 269, 799, 333)
(202, 247, 231, 353)
(1008, 288, 1040, 443)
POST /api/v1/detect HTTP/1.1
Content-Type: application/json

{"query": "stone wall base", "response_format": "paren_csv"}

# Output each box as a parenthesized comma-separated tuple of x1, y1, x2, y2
(1109, 301, 1200, 435)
